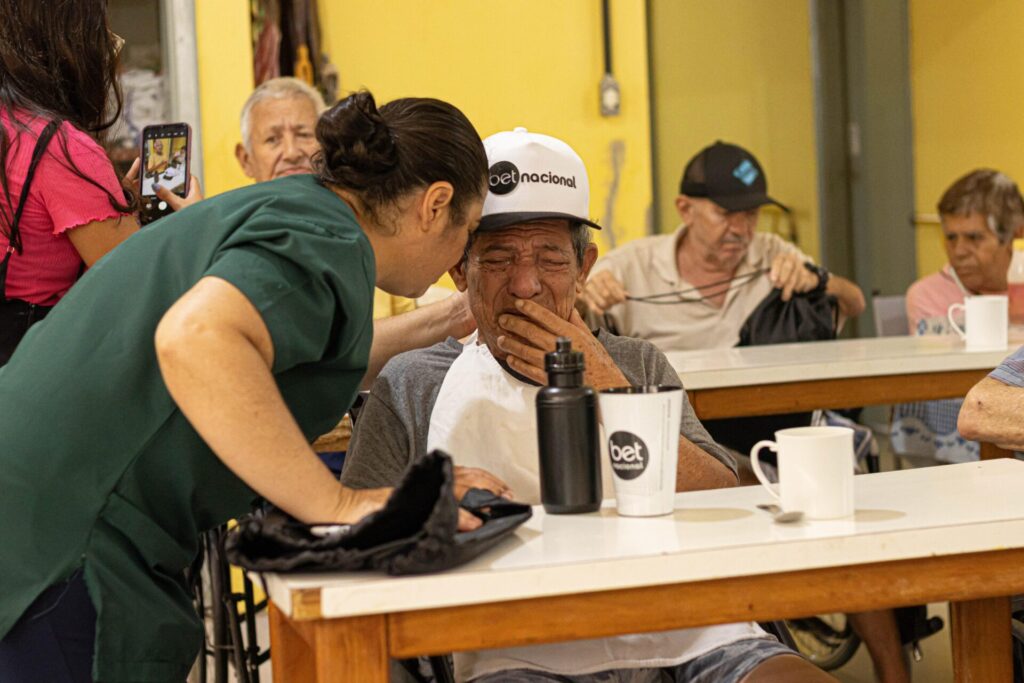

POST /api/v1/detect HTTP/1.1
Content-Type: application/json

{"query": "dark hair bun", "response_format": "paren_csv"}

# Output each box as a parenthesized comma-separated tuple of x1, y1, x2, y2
(315, 90, 487, 227)
(315, 91, 398, 188)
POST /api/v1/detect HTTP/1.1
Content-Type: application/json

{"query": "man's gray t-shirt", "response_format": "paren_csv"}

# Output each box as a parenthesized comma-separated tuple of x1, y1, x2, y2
(342, 330, 736, 489)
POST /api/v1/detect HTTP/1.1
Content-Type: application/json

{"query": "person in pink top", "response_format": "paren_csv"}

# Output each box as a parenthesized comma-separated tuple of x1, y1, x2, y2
(906, 169, 1024, 334)
(894, 169, 1024, 462)
(0, 0, 140, 364)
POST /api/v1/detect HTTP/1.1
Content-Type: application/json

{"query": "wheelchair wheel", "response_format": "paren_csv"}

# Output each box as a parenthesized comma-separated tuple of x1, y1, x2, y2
(786, 613, 862, 671)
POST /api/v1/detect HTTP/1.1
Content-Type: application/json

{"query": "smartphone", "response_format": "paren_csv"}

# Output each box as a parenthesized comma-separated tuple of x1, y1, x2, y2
(139, 122, 191, 225)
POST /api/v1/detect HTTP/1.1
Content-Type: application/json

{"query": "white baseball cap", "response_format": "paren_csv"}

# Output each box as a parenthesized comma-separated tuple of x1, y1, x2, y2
(479, 127, 602, 232)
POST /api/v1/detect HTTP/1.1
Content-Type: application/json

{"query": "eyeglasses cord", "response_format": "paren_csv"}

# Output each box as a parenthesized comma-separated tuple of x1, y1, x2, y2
(624, 268, 768, 305)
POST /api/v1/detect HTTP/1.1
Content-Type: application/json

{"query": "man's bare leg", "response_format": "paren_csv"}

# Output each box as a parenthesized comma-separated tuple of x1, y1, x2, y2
(849, 609, 911, 683)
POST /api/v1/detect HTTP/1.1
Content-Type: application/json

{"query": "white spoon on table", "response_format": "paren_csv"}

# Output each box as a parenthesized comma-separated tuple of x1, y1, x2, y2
(756, 503, 804, 524)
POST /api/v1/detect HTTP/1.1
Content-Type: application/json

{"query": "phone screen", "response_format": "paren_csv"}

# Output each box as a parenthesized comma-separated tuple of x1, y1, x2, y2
(141, 129, 189, 197)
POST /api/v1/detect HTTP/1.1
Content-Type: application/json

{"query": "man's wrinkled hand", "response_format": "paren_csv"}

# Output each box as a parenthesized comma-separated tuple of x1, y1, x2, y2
(579, 270, 628, 315)
(454, 466, 514, 531)
(454, 465, 514, 501)
(496, 298, 628, 390)
(768, 253, 819, 302)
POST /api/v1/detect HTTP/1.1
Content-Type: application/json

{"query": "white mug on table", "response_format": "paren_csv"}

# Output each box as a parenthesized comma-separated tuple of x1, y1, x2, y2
(750, 426, 855, 520)
(947, 295, 1008, 351)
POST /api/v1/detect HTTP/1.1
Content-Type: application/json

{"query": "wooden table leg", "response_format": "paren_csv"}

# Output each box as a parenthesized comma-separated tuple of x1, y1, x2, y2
(268, 601, 389, 682)
(980, 441, 1013, 460)
(950, 595, 1012, 682)
(312, 614, 388, 682)
(269, 601, 316, 683)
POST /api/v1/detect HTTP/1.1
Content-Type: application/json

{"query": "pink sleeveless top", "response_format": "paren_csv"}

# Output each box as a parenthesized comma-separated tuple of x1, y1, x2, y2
(1, 111, 127, 305)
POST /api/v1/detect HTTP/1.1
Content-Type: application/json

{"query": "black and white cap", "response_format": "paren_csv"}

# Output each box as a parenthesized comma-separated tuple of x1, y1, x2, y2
(479, 127, 602, 232)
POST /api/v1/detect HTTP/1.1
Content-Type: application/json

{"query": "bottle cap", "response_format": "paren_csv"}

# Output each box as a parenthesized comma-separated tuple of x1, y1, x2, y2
(1015, 238, 1024, 251)
(545, 337, 585, 374)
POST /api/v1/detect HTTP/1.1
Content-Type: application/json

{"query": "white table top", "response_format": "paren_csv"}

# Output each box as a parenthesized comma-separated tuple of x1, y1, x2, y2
(666, 335, 1018, 390)
(263, 459, 1024, 620)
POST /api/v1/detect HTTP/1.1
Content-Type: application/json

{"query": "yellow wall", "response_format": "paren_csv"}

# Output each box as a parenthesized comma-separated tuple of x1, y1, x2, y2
(317, 1, 653, 260)
(649, 1, 819, 260)
(194, 0, 253, 197)
(910, 0, 1024, 277)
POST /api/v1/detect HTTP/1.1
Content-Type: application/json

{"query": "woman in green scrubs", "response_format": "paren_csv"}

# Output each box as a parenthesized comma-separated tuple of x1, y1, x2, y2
(0, 91, 488, 682)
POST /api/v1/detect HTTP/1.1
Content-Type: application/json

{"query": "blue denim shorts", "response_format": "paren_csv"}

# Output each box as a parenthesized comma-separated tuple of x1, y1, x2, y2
(470, 636, 799, 683)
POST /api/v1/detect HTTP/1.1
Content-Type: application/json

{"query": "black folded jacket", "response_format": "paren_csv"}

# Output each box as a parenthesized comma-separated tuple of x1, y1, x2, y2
(224, 450, 532, 576)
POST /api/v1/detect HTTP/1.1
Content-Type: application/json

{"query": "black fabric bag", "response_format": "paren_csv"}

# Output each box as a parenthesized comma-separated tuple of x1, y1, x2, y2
(224, 450, 532, 576)
(737, 287, 838, 346)
(703, 288, 839, 460)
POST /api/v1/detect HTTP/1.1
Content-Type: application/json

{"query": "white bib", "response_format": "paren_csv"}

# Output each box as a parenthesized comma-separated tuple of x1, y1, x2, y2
(427, 334, 614, 504)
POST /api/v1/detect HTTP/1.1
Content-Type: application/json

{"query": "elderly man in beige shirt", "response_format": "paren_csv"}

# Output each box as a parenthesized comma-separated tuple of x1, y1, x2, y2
(580, 141, 864, 349)
(579, 142, 915, 682)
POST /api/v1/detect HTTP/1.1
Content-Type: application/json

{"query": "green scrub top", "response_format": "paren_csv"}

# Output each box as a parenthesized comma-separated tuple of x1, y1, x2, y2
(0, 174, 374, 682)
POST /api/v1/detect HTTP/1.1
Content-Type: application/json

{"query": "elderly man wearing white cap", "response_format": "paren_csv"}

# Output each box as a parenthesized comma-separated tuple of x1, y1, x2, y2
(341, 128, 836, 683)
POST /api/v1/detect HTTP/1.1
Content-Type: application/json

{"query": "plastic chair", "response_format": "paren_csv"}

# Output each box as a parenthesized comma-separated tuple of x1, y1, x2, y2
(872, 294, 909, 336)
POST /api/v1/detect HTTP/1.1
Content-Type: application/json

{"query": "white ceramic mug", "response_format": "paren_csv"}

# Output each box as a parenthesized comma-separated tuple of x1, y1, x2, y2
(750, 426, 855, 520)
(598, 385, 682, 517)
(948, 295, 1008, 351)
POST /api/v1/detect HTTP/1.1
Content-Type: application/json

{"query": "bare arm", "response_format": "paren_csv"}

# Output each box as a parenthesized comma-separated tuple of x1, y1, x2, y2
(363, 292, 476, 388)
(827, 273, 867, 319)
(66, 215, 139, 267)
(676, 436, 738, 492)
(959, 377, 1024, 450)
(155, 276, 389, 524)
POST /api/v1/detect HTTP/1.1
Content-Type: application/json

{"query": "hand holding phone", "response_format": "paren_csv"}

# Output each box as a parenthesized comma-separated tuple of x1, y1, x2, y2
(139, 123, 192, 225)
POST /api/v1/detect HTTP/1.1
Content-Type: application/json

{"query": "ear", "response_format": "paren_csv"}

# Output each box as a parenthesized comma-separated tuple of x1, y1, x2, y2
(419, 181, 455, 232)
(675, 195, 693, 223)
(449, 259, 469, 292)
(235, 143, 256, 180)
(578, 243, 599, 283)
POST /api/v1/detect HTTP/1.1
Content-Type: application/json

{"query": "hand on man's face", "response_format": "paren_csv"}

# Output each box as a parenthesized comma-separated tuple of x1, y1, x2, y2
(496, 298, 628, 390)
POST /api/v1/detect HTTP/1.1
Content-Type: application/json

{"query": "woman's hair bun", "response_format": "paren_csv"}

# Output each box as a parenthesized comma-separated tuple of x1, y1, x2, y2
(315, 91, 398, 188)
(315, 90, 487, 228)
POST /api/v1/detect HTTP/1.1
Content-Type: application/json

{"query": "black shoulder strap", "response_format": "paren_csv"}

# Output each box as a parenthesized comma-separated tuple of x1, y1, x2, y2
(0, 120, 61, 300)
(6, 119, 62, 256)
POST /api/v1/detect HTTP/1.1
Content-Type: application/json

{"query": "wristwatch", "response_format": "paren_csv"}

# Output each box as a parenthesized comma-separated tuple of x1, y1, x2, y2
(803, 262, 830, 293)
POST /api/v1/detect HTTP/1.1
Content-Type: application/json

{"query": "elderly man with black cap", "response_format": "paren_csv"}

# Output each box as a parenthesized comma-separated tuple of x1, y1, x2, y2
(341, 129, 837, 683)
(580, 141, 865, 350)
(580, 144, 912, 683)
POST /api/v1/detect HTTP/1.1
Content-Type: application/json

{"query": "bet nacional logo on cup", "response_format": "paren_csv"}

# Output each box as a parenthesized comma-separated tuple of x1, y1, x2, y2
(608, 431, 650, 480)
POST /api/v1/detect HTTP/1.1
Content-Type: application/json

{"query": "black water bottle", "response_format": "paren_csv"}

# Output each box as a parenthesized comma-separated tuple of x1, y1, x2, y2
(535, 337, 602, 514)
